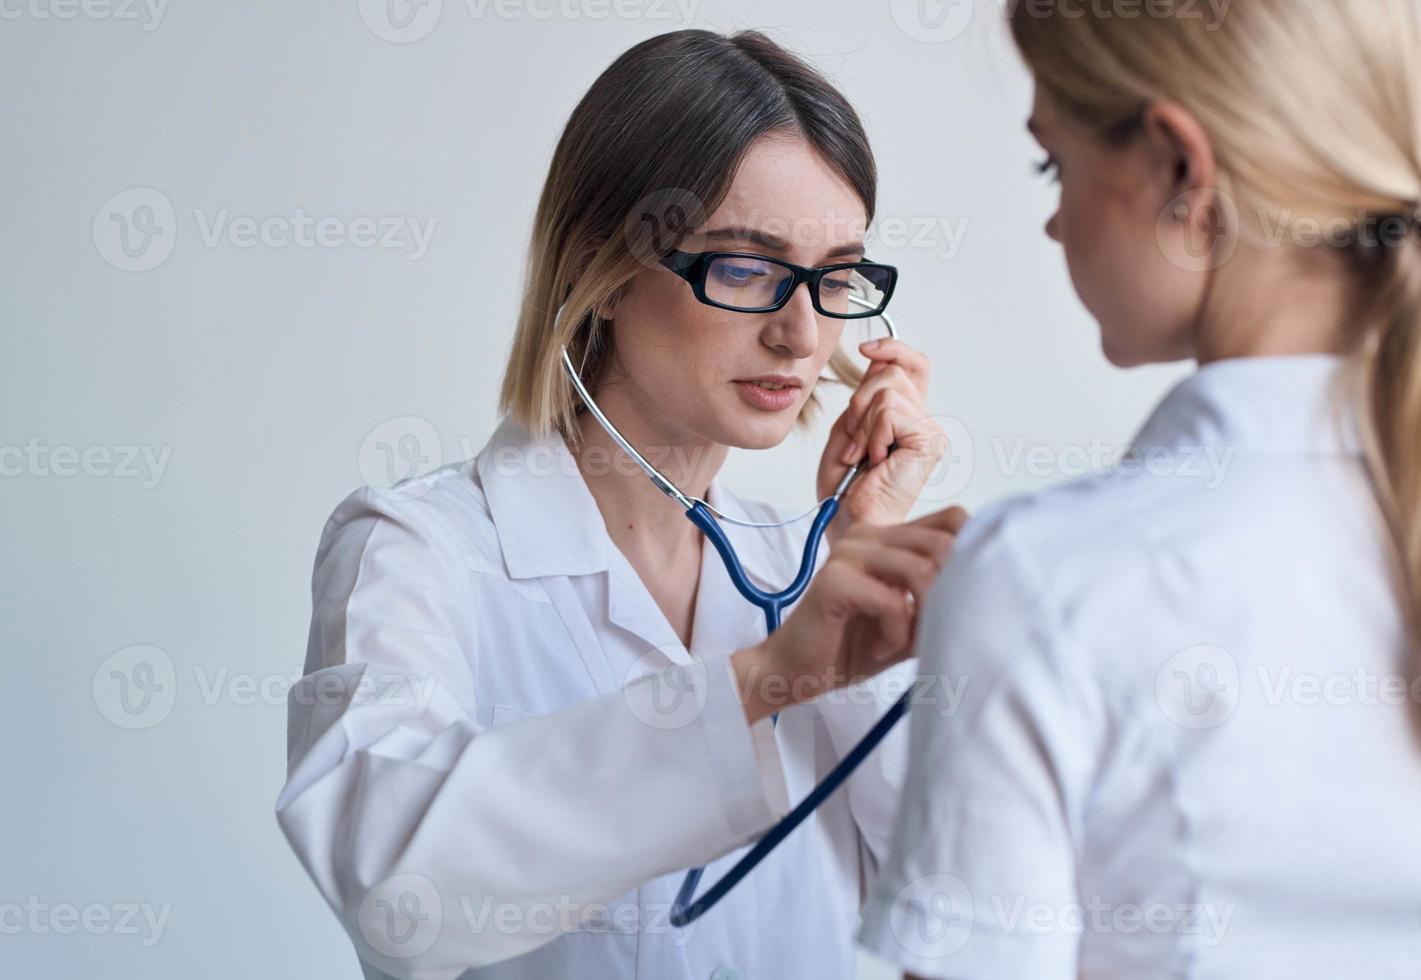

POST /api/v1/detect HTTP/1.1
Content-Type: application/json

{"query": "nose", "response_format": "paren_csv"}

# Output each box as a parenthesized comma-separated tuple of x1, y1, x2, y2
(1045, 210, 1061, 243)
(762, 280, 819, 359)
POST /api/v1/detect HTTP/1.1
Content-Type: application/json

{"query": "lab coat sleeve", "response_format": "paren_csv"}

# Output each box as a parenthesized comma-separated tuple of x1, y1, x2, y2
(855, 503, 1105, 980)
(275, 486, 791, 980)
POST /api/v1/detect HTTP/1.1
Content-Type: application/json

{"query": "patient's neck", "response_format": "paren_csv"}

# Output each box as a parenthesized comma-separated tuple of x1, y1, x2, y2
(1193, 244, 1359, 363)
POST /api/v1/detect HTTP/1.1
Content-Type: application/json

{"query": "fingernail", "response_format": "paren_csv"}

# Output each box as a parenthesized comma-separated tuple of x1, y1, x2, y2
(861, 339, 883, 349)
(842, 440, 858, 463)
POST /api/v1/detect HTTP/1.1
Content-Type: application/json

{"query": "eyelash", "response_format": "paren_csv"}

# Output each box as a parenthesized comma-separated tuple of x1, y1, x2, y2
(1034, 154, 1061, 184)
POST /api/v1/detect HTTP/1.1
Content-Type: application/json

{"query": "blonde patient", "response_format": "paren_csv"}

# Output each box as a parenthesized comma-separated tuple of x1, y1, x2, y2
(856, 1, 1421, 978)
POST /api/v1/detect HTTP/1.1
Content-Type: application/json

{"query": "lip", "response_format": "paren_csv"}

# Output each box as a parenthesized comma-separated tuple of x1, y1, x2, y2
(736, 374, 803, 387)
(733, 375, 803, 412)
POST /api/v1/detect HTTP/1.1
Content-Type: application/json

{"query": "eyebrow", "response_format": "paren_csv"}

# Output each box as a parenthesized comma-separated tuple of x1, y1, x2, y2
(701, 225, 867, 262)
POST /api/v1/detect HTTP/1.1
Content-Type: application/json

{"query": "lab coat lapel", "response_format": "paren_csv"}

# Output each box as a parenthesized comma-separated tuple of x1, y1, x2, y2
(476, 416, 620, 691)
(605, 542, 695, 666)
(540, 576, 620, 692)
(476, 415, 608, 579)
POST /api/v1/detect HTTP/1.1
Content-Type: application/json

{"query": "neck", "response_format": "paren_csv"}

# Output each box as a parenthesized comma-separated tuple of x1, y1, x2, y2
(568, 384, 728, 570)
(1193, 246, 1359, 363)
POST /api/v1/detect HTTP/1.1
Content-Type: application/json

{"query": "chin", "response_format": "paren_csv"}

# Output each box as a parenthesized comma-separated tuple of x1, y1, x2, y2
(717, 408, 796, 450)
(734, 420, 795, 451)
(1101, 341, 1148, 368)
(1098, 319, 1170, 368)
(1101, 327, 1196, 369)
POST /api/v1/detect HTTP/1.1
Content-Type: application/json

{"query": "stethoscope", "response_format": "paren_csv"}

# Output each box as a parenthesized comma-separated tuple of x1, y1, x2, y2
(559, 292, 915, 927)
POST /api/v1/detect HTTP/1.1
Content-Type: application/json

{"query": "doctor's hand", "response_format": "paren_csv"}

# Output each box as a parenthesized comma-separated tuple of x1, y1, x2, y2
(731, 504, 969, 725)
(815, 338, 948, 541)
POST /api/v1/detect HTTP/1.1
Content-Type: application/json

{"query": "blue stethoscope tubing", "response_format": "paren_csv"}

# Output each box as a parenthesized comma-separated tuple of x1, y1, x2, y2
(671, 495, 912, 927)
(557, 294, 909, 929)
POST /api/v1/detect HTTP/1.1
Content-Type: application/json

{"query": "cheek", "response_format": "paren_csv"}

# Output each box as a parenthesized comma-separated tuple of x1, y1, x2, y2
(1056, 180, 1198, 363)
(611, 276, 772, 426)
(819, 320, 847, 366)
(614, 273, 722, 373)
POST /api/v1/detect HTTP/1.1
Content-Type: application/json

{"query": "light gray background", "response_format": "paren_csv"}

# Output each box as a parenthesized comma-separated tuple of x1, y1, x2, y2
(2, 0, 1189, 976)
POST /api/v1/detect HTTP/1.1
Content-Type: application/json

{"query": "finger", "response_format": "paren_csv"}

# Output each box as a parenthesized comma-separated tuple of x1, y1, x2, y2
(843, 541, 944, 607)
(910, 504, 970, 535)
(858, 338, 930, 396)
(835, 528, 956, 588)
(837, 569, 914, 660)
(845, 395, 923, 472)
(842, 518, 957, 553)
(867, 523, 959, 559)
(865, 399, 898, 467)
(846, 388, 924, 467)
(840, 393, 882, 466)
(845, 365, 911, 437)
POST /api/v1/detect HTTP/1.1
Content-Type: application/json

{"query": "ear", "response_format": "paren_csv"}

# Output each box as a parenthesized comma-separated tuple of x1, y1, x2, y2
(1141, 101, 1218, 197)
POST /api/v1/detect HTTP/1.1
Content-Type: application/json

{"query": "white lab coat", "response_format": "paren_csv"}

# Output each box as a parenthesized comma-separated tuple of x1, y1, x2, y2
(276, 413, 912, 980)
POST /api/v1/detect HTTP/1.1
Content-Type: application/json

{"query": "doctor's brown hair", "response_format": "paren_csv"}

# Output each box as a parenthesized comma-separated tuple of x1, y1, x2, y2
(499, 29, 876, 444)
(1009, 0, 1421, 690)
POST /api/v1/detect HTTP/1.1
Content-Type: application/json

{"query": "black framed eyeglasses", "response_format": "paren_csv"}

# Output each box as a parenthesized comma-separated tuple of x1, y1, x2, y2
(659, 250, 898, 320)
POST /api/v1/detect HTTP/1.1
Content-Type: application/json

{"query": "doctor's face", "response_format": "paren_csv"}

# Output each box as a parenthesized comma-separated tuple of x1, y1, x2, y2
(1028, 86, 1203, 366)
(603, 133, 865, 450)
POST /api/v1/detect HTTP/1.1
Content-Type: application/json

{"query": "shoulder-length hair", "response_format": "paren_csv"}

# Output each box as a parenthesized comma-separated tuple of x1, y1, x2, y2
(499, 29, 878, 444)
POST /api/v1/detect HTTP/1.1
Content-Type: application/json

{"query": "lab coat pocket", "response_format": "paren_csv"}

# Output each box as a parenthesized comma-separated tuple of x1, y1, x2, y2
(491, 702, 534, 729)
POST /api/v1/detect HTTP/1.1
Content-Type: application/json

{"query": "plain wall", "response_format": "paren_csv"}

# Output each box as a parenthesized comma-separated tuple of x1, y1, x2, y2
(1, 1, 1190, 976)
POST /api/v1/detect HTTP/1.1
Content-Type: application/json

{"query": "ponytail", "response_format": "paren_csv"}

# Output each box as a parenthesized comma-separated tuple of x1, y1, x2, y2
(1358, 218, 1421, 662)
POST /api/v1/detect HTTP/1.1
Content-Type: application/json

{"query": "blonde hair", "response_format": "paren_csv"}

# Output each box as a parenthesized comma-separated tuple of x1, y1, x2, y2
(499, 30, 877, 446)
(1009, 0, 1421, 660)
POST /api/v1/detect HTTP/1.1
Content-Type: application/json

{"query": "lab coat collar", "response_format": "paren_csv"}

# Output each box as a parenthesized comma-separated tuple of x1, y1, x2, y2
(476, 414, 609, 579)
(1128, 353, 1363, 458)
(474, 414, 782, 596)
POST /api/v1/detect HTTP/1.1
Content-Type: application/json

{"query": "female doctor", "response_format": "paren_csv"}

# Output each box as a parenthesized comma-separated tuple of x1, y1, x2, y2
(276, 29, 966, 980)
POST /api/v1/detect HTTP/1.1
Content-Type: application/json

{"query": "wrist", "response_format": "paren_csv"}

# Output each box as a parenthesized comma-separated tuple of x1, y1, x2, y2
(826, 507, 856, 549)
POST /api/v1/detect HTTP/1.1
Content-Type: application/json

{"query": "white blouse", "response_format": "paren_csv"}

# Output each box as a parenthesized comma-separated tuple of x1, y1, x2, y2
(858, 354, 1421, 979)
(276, 413, 913, 980)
